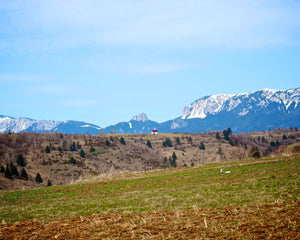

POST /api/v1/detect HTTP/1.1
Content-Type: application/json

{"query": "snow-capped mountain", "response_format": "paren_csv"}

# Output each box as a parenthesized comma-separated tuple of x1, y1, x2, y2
(0, 116, 102, 134)
(104, 88, 300, 134)
(182, 88, 300, 120)
(1, 88, 299, 134)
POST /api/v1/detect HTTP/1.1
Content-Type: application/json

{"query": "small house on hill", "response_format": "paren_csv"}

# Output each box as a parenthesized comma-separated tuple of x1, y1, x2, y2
(151, 129, 158, 135)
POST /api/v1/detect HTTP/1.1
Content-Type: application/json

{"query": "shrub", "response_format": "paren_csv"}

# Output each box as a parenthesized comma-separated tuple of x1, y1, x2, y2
(58, 146, 63, 153)
(0, 165, 4, 173)
(105, 140, 110, 146)
(45, 145, 51, 153)
(146, 140, 152, 148)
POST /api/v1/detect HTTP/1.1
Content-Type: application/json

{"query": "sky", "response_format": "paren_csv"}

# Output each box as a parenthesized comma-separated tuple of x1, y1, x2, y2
(1, 0, 300, 127)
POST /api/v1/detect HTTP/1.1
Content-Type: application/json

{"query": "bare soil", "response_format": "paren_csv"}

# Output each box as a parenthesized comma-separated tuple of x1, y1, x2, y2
(1, 201, 299, 239)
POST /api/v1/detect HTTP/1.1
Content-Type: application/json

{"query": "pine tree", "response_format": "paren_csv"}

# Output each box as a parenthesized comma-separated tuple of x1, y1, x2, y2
(4, 165, 12, 179)
(175, 137, 180, 144)
(199, 142, 205, 150)
(120, 137, 126, 145)
(163, 138, 172, 147)
(70, 142, 76, 151)
(45, 145, 51, 153)
(105, 140, 110, 146)
(20, 168, 28, 180)
(10, 163, 19, 176)
(47, 180, 52, 186)
(172, 152, 177, 161)
(17, 154, 26, 166)
(77, 142, 81, 149)
(0, 165, 5, 173)
(90, 146, 96, 152)
(35, 173, 43, 183)
(215, 132, 220, 140)
(80, 149, 85, 158)
(146, 140, 152, 148)
(70, 157, 76, 164)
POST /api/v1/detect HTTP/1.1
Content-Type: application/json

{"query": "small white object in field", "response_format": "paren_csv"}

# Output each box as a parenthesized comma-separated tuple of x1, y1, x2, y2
(220, 169, 223, 174)
(225, 171, 231, 174)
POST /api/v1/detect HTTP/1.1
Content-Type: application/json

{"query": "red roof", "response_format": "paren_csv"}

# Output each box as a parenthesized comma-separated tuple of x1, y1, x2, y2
(151, 130, 158, 132)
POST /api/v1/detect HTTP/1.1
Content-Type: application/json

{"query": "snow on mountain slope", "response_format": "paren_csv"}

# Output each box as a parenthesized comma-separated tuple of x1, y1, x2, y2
(182, 88, 300, 119)
(0, 116, 101, 134)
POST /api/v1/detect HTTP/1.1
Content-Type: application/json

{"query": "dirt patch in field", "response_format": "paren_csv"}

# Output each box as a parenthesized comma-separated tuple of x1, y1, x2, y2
(1, 201, 299, 239)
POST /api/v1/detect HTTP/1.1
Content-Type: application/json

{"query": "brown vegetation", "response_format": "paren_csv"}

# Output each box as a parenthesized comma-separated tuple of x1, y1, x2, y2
(1, 201, 299, 239)
(0, 128, 299, 191)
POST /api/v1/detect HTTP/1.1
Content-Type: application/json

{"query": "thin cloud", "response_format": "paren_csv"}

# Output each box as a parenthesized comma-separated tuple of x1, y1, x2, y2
(0, 73, 50, 82)
(60, 99, 102, 107)
(1, 0, 300, 51)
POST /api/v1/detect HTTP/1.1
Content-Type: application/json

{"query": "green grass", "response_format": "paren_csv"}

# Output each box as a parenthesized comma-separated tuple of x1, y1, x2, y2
(0, 155, 299, 223)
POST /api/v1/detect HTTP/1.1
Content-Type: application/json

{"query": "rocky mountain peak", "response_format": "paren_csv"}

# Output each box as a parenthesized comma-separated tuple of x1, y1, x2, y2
(131, 113, 148, 122)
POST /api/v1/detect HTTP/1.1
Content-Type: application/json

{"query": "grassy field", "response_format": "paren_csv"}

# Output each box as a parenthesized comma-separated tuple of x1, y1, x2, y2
(0, 154, 299, 224)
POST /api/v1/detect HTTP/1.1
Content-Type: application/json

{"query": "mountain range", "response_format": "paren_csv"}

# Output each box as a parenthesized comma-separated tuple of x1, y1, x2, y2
(1, 88, 299, 134)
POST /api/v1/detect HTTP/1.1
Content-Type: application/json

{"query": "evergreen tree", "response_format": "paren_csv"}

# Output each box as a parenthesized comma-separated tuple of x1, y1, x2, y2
(70, 142, 76, 151)
(80, 149, 85, 158)
(17, 154, 26, 166)
(163, 138, 172, 147)
(163, 157, 168, 165)
(45, 145, 51, 153)
(0, 165, 4, 173)
(105, 140, 110, 146)
(175, 137, 180, 144)
(20, 168, 28, 179)
(282, 135, 287, 140)
(215, 132, 220, 140)
(77, 142, 81, 149)
(90, 146, 96, 152)
(172, 152, 177, 161)
(120, 137, 126, 145)
(199, 142, 205, 150)
(188, 137, 192, 143)
(4, 165, 12, 179)
(58, 146, 63, 153)
(146, 140, 152, 148)
(47, 180, 52, 186)
(70, 157, 76, 164)
(10, 163, 19, 176)
(35, 173, 43, 183)
(169, 156, 177, 168)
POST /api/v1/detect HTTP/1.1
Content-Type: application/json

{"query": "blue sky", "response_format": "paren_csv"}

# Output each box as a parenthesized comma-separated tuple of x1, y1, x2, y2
(1, 0, 300, 127)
